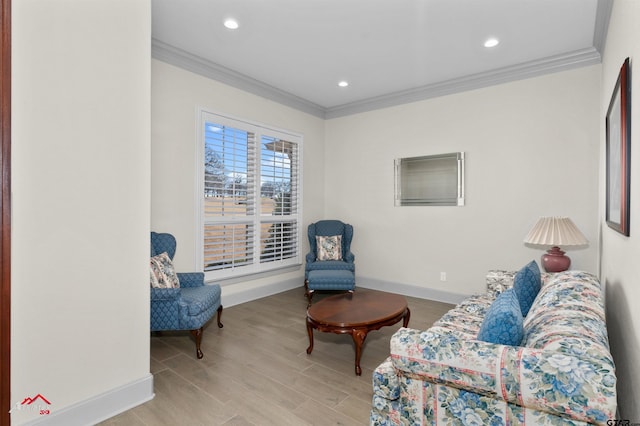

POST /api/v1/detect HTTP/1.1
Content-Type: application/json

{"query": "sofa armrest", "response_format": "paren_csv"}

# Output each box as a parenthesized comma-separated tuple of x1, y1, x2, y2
(372, 357, 402, 425)
(373, 357, 400, 400)
(486, 269, 553, 298)
(390, 327, 616, 424)
(486, 270, 517, 298)
(177, 272, 204, 288)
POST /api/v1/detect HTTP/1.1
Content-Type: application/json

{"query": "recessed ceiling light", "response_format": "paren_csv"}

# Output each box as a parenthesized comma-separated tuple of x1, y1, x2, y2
(338, 81, 349, 88)
(224, 18, 239, 30)
(484, 38, 499, 48)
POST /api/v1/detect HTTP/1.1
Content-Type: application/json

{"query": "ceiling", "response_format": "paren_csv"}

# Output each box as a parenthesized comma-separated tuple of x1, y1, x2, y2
(151, 0, 611, 119)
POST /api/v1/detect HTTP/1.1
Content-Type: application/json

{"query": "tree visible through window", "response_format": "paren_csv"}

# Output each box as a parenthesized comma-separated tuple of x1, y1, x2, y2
(199, 111, 301, 279)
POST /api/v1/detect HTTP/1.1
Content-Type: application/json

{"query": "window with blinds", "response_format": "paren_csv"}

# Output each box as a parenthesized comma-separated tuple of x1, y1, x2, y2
(198, 111, 302, 280)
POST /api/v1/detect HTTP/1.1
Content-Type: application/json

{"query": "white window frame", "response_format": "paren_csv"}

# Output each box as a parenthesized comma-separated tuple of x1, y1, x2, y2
(196, 109, 303, 282)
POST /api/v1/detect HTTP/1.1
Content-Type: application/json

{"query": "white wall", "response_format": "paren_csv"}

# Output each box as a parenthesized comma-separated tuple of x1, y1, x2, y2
(326, 66, 601, 300)
(151, 60, 325, 304)
(600, 0, 640, 420)
(12, 1, 152, 424)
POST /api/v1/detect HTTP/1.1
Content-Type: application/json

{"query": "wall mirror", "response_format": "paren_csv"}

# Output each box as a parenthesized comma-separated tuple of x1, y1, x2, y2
(394, 152, 465, 206)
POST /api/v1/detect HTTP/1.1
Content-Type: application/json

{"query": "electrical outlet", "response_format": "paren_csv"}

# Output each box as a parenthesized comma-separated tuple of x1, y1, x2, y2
(440, 272, 447, 281)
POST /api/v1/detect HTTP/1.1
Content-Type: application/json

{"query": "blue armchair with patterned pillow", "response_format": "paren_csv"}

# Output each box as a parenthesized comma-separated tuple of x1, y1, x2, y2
(304, 220, 356, 303)
(305, 220, 355, 274)
(150, 232, 223, 359)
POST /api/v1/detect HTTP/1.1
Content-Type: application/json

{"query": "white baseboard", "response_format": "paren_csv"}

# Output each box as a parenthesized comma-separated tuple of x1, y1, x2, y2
(357, 276, 469, 305)
(220, 275, 468, 307)
(23, 374, 154, 426)
(221, 277, 302, 307)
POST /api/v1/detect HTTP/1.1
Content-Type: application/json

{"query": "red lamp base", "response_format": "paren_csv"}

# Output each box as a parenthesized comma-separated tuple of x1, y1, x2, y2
(541, 246, 570, 272)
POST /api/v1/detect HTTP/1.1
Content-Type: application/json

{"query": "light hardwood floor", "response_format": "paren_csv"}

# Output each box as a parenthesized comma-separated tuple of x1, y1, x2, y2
(100, 288, 453, 426)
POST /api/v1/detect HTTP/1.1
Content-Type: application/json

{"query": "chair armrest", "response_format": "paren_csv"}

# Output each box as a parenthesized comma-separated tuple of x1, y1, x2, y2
(344, 251, 355, 263)
(150, 287, 181, 301)
(390, 327, 616, 423)
(305, 252, 315, 264)
(306, 251, 355, 265)
(177, 272, 204, 288)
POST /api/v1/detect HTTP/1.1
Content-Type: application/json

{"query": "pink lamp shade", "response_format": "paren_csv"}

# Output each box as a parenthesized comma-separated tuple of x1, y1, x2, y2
(523, 217, 588, 272)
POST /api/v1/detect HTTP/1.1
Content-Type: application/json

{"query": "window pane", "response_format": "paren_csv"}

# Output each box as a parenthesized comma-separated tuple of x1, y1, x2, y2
(260, 136, 298, 216)
(205, 122, 255, 216)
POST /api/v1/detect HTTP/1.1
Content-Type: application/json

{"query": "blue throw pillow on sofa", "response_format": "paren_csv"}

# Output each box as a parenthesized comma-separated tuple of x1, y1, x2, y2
(477, 288, 523, 346)
(513, 260, 541, 316)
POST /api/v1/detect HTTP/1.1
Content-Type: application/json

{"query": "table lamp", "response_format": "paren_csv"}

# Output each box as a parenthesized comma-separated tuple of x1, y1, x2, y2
(523, 217, 588, 272)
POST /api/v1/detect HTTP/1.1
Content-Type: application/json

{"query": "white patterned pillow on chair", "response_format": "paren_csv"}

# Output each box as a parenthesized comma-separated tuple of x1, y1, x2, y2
(150, 252, 180, 288)
(316, 235, 343, 261)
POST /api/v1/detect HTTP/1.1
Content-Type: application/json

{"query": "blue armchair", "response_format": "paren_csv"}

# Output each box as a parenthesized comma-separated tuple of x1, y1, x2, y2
(304, 220, 356, 304)
(150, 232, 223, 359)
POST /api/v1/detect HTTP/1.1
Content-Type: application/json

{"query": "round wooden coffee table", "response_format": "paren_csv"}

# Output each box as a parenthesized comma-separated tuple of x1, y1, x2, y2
(306, 289, 410, 375)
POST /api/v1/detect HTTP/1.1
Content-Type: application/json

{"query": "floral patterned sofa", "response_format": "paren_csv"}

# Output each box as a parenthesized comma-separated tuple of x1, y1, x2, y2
(371, 269, 617, 425)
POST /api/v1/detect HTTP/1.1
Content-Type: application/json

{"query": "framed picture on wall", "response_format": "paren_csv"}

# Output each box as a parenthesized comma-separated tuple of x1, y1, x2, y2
(606, 57, 631, 236)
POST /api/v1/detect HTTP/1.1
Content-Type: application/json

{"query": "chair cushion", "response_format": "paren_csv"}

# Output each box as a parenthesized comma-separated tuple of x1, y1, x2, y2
(180, 285, 222, 316)
(477, 288, 523, 346)
(306, 260, 355, 272)
(316, 235, 342, 261)
(513, 260, 541, 316)
(150, 252, 180, 289)
(307, 269, 355, 291)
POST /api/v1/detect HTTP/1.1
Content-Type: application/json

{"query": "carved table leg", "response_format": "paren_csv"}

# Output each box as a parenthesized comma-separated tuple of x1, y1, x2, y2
(351, 329, 368, 376)
(403, 308, 411, 327)
(306, 317, 314, 354)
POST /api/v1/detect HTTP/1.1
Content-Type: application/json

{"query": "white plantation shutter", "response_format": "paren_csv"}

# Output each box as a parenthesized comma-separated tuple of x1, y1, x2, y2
(198, 111, 302, 280)
(259, 136, 299, 264)
(204, 222, 255, 270)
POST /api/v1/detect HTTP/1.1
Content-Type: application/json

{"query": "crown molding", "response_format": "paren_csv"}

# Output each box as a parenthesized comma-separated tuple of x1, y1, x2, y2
(151, 39, 327, 118)
(153, 42, 603, 121)
(324, 47, 602, 119)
